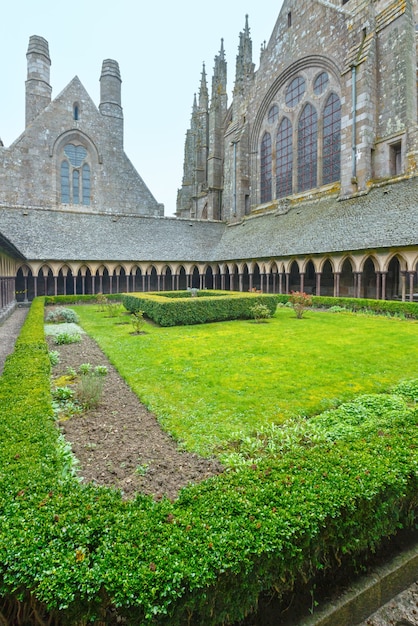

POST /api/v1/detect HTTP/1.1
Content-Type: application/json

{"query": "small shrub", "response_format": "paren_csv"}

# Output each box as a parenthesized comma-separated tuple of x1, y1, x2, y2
(131, 310, 145, 334)
(106, 301, 122, 318)
(48, 350, 60, 366)
(54, 332, 81, 345)
(96, 292, 108, 310)
(76, 366, 108, 410)
(289, 291, 313, 319)
(328, 305, 347, 313)
(78, 363, 93, 375)
(250, 303, 272, 323)
(45, 307, 79, 324)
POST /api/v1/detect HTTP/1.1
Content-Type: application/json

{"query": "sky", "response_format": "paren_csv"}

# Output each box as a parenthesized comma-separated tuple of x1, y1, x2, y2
(1, 1, 284, 216)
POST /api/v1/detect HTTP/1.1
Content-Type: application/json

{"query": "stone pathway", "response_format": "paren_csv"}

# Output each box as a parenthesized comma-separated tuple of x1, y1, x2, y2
(0, 306, 28, 374)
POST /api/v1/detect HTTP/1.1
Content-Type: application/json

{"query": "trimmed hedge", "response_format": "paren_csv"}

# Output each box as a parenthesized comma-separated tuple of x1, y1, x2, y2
(1, 298, 417, 625)
(122, 291, 279, 326)
(276, 294, 418, 318)
(45, 294, 122, 306)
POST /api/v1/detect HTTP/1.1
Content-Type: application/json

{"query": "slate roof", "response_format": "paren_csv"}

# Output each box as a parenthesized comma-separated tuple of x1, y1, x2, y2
(0, 208, 225, 262)
(0, 177, 417, 264)
(213, 177, 418, 261)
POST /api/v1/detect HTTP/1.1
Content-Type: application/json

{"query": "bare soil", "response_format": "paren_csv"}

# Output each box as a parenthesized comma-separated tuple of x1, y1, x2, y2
(47, 329, 223, 501)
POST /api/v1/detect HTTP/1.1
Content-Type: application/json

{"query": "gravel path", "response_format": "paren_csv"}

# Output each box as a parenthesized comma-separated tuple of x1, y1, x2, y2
(0, 306, 28, 374)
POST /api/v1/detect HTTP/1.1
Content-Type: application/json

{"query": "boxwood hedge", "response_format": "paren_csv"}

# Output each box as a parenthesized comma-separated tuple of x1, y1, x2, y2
(122, 291, 279, 326)
(276, 294, 418, 318)
(0, 297, 417, 625)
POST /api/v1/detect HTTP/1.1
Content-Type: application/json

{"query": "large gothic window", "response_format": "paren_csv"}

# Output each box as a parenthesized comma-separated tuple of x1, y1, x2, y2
(276, 117, 293, 198)
(260, 132, 272, 203)
(60, 143, 91, 205)
(298, 104, 318, 192)
(322, 93, 341, 184)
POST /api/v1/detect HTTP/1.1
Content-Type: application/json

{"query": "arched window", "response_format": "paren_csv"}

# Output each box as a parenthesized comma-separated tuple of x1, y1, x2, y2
(313, 72, 329, 95)
(276, 117, 293, 198)
(260, 132, 272, 203)
(298, 104, 318, 192)
(61, 161, 70, 203)
(60, 143, 91, 205)
(268, 104, 279, 124)
(82, 164, 91, 205)
(285, 76, 306, 107)
(323, 93, 341, 184)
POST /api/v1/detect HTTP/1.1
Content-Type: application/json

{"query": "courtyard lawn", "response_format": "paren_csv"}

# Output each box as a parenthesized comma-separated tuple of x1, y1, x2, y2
(74, 304, 418, 455)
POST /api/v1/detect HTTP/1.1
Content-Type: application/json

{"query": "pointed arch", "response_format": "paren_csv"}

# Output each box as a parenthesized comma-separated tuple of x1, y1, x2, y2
(340, 257, 355, 297)
(321, 259, 334, 296)
(289, 260, 301, 292)
(16, 265, 33, 302)
(304, 259, 316, 294)
(362, 256, 378, 299)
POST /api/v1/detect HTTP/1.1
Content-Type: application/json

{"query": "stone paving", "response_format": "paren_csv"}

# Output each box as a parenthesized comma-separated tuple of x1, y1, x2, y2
(0, 305, 28, 374)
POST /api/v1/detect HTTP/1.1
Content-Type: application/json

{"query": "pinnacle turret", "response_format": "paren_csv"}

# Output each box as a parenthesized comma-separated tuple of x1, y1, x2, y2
(211, 39, 227, 104)
(234, 14, 254, 97)
(198, 63, 209, 109)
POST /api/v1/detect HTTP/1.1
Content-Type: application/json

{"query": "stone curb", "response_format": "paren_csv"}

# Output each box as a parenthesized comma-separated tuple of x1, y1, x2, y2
(297, 541, 418, 626)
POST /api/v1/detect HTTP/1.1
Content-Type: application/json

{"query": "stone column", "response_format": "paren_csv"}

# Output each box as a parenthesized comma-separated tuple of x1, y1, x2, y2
(333, 272, 341, 298)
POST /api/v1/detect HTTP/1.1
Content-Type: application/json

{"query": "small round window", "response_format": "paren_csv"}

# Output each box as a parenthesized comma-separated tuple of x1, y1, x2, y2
(313, 71, 329, 95)
(285, 76, 306, 107)
(268, 104, 279, 124)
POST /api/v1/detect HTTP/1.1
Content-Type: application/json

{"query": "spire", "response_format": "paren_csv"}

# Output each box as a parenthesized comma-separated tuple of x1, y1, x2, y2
(234, 14, 254, 97)
(198, 63, 209, 109)
(212, 39, 227, 104)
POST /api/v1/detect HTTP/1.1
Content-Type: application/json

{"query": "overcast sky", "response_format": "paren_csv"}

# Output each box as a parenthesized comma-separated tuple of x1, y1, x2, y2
(1, 1, 284, 215)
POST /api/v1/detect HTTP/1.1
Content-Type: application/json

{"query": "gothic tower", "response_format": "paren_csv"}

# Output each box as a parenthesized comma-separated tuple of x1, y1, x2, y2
(99, 59, 124, 148)
(176, 43, 228, 220)
(207, 41, 228, 220)
(25, 35, 52, 127)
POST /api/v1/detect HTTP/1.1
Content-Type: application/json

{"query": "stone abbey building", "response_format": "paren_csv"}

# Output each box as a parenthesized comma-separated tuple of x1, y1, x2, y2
(1, 0, 418, 319)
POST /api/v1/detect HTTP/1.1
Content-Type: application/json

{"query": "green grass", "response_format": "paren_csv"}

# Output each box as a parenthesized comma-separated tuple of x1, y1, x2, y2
(74, 305, 418, 455)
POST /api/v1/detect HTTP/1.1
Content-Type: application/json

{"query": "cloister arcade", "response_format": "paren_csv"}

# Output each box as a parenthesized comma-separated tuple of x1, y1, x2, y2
(12, 250, 418, 304)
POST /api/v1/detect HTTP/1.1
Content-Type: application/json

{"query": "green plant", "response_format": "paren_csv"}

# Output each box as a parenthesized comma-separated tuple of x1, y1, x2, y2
(54, 331, 81, 345)
(94, 365, 108, 376)
(48, 350, 60, 366)
(289, 291, 313, 318)
(106, 301, 122, 318)
(75, 365, 108, 410)
(52, 386, 74, 402)
(250, 302, 272, 322)
(45, 307, 79, 324)
(131, 310, 145, 333)
(136, 462, 149, 476)
(96, 292, 108, 312)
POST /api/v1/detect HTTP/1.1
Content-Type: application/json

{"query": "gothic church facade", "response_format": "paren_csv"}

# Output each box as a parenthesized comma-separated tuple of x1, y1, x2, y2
(1, 0, 418, 319)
